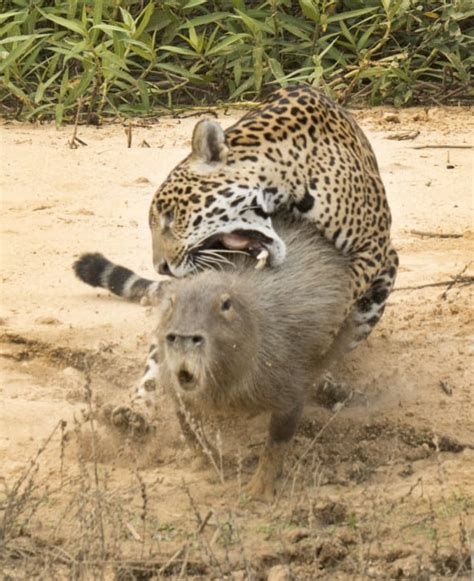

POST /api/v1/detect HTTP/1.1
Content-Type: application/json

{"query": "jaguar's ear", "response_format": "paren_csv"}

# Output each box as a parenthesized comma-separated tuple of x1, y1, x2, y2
(191, 119, 228, 165)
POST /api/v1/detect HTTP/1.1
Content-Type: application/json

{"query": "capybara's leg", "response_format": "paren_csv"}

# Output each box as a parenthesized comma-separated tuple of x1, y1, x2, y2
(246, 404, 302, 500)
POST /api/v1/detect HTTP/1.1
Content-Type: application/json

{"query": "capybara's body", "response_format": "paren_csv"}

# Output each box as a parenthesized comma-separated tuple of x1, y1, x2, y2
(154, 219, 351, 498)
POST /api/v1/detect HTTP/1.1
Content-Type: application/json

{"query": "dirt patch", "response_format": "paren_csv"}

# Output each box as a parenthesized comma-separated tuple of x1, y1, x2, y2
(1, 107, 473, 578)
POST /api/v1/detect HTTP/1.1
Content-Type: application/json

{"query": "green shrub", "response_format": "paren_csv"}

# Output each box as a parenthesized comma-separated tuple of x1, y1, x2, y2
(0, 0, 472, 123)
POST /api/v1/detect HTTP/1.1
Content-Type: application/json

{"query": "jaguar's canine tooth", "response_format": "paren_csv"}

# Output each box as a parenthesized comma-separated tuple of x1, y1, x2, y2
(255, 248, 269, 270)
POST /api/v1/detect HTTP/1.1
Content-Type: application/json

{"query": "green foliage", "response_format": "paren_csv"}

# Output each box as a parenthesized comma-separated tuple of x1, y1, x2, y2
(0, 0, 472, 122)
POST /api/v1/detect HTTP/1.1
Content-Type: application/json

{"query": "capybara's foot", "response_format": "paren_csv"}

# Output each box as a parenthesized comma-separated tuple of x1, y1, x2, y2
(244, 471, 277, 501)
(244, 442, 286, 501)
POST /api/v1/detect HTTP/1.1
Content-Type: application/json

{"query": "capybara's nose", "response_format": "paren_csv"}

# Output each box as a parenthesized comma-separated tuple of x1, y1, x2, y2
(166, 334, 204, 351)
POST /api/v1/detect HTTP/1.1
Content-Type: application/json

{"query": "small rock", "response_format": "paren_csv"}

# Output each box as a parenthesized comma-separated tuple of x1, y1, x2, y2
(315, 499, 348, 525)
(399, 463, 414, 477)
(63, 366, 82, 377)
(231, 571, 246, 581)
(439, 380, 453, 396)
(35, 316, 61, 325)
(65, 388, 86, 404)
(317, 538, 348, 567)
(267, 564, 292, 581)
(283, 527, 310, 544)
(389, 555, 423, 578)
(412, 112, 427, 122)
(135, 176, 151, 184)
(337, 529, 357, 546)
(383, 113, 401, 123)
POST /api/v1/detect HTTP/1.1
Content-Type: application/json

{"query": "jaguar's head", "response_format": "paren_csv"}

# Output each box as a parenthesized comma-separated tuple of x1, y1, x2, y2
(149, 119, 286, 278)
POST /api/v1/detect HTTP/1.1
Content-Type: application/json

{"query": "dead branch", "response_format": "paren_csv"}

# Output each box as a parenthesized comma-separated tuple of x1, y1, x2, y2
(440, 263, 472, 300)
(197, 510, 213, 535)
(386, 130, 420, 141)
(411, 145, 473, 150)
(394, 259, 473, 294)
(409, 229, 463, 239)
(156, 545, 187, 576)
(394, 276, 473, 292)
(69, 100, 87, 148)
(173, 109, 219, 119)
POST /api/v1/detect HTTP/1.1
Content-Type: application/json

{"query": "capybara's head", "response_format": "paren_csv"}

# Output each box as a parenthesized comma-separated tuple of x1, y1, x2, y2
(156, 274, 258, 399)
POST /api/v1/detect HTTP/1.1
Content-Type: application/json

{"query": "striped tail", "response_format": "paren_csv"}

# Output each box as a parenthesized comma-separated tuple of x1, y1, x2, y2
(73, 253, 159, 303)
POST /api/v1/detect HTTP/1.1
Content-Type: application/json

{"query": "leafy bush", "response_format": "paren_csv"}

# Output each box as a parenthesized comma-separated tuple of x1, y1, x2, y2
(0, 0, 472, 123)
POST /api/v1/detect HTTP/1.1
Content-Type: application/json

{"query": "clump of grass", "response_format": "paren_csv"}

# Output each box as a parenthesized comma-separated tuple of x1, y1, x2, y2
(0, 0, 472, 123)
(0, 371, 252, 578)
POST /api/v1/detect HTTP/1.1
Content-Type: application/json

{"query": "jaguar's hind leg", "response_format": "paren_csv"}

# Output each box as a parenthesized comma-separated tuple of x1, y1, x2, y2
(313, 245, 398, 400)
(349, 245, 399, 349)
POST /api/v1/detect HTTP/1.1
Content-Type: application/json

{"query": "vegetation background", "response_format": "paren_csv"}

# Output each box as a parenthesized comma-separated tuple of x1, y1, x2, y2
(1, 0, 472, 123)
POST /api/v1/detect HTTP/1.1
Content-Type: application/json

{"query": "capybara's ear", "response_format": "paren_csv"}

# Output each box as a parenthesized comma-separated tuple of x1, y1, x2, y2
(191, 118, 228, 164)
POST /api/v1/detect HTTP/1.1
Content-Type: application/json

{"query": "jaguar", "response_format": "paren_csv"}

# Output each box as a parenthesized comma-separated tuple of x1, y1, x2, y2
(75, 84, 398, 421)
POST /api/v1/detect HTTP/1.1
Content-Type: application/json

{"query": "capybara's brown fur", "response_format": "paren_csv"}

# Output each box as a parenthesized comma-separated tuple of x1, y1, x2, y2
(153, 219, 351, 498)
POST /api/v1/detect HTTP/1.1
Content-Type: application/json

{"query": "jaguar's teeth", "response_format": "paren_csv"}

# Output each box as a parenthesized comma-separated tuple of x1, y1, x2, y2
(255, 248, 269, 270)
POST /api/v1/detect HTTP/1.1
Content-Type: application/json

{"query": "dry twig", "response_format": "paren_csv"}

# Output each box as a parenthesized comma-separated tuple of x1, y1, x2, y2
(411, 144, 473, 150)
(409, 229, 463, 239)
(394, 275, 474, 292)
(386, 130, 420, 140)
(440, 263, 472, 300)
(68, 100, 87, 148)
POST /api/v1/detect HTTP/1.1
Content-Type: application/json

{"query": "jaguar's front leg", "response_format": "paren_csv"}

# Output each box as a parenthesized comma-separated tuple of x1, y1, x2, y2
(131, 341, 160, 411)
(104, 342, 161, 437)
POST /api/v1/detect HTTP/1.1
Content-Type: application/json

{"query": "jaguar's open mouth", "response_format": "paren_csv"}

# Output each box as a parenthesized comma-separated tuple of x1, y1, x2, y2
(193, 230, 273, 269)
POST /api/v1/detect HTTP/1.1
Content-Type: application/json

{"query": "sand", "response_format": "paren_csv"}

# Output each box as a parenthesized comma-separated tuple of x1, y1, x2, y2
(0, 106, 473, 578)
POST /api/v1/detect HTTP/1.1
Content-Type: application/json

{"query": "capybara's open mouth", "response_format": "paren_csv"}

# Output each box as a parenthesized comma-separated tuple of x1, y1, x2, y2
(177, 368, 197, 391)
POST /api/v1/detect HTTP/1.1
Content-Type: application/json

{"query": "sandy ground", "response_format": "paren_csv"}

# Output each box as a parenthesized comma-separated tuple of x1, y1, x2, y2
(0, 107, 473, 579)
